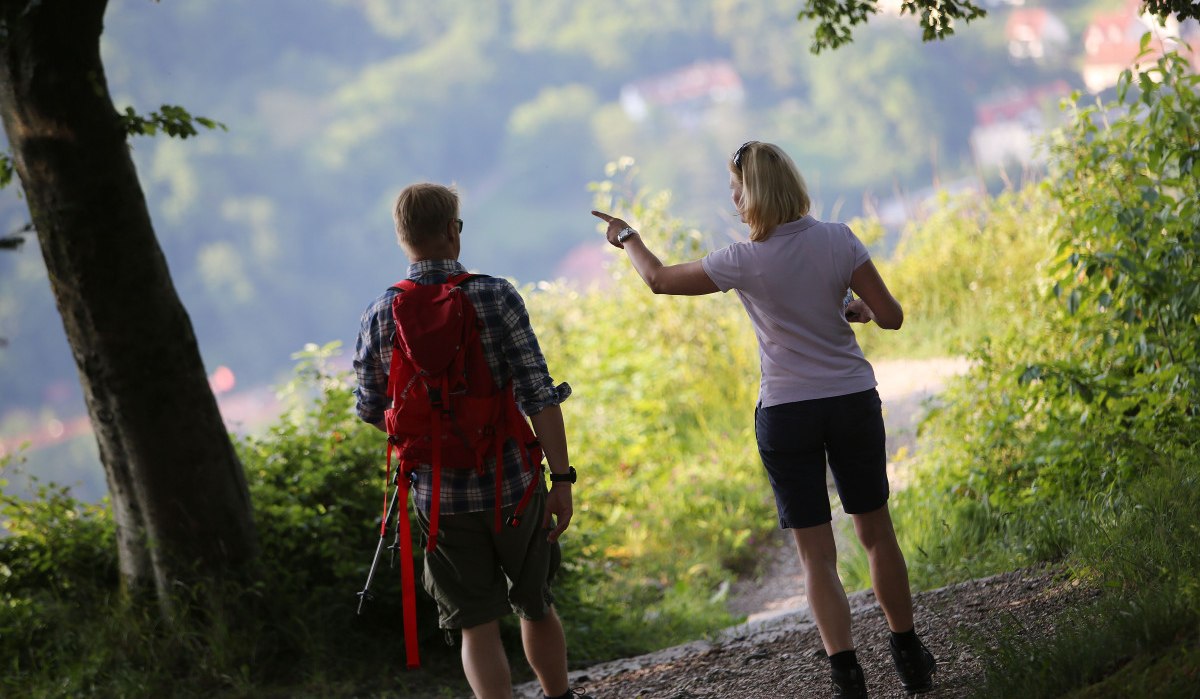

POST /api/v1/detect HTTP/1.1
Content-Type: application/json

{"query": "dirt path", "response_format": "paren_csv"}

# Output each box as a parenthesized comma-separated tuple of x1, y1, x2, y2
(524, 564, 1092, 698)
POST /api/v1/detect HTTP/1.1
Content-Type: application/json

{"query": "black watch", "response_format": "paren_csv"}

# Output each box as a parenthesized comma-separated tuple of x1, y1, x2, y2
(548, 466, 577, 484)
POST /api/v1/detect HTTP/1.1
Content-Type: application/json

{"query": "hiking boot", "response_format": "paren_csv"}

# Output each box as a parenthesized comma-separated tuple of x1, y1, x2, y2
(831, 663, 868, 699)
(545, 690, 593, 699)
(890, 635, 936, 694)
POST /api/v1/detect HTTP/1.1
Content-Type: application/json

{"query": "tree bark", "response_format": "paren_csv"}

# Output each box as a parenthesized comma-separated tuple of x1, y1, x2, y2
(0, 0, 259, 612)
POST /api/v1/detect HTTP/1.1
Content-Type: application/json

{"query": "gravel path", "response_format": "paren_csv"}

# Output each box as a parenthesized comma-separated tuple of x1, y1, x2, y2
(525, 565, 1092, 698)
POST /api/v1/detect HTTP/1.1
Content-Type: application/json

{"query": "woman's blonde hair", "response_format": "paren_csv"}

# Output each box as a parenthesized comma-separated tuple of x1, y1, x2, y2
(393, 183, 459, 252)
(729, 141, 810, 242)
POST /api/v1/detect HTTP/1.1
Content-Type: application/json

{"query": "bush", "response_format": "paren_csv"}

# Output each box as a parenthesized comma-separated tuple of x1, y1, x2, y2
(841, 51, 1200, 595)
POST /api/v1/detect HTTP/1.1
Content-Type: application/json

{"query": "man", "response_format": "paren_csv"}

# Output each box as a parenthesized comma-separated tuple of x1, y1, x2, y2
(354, 183, 590, 699)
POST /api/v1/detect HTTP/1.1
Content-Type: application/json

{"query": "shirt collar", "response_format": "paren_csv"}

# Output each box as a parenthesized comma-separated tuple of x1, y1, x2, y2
(771, 215, 818, 237)
(406, 259, 467, 280)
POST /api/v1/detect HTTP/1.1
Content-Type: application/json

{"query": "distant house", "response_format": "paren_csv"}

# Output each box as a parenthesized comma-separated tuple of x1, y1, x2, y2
(969, 81, 1071, 169)
(1006, 8, 1069, 61)
(1081, 0, 1198, 93)
(620, 60, 744, 126)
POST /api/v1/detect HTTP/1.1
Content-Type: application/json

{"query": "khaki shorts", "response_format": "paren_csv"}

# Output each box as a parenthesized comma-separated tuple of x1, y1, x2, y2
(415, 488, 560, 630)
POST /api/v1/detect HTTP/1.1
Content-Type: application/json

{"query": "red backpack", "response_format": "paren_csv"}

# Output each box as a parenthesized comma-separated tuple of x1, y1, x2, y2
(382, 272, 542, 668)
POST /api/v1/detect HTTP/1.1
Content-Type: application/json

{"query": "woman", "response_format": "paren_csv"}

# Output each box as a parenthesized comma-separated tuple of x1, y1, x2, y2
(591, 141, 936, 698)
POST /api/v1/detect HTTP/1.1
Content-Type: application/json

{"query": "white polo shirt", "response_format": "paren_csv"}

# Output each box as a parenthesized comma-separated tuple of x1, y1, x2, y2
(702, 215, 877, 407)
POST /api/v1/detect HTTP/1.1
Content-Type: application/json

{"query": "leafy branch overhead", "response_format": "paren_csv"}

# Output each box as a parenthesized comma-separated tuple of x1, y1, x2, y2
(799, 0, 988, 53)
(1144, 0, 1200, 21)
(119, 104, 227, 139)
(798, 0, 1199, 53)
(1, 105, 225, 191)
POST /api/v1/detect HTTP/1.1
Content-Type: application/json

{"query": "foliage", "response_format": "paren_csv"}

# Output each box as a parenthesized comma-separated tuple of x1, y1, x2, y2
(0, 364, 468, 697)
(798, 0, 988, 53)
(0, 105, 222, 192)
(853, 184, 1059, 360)
(974, 455, 1200, 698)
(1041, 46, 1200, 451)
(835, 45, 1200, 653)
(1144, 0, 1200, 21)
(118, 104, 227, 140)
(0, 151, 12, 188)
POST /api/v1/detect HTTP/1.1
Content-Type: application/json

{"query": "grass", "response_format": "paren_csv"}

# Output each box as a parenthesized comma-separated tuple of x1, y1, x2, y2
(969, 454, 1200, 697)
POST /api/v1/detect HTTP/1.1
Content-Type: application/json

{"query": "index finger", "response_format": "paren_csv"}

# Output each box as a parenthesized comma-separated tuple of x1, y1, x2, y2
(591, 210, 613, 223)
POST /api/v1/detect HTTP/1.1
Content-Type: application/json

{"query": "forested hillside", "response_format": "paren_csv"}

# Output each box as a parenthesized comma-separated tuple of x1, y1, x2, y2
(0, 0, 1119, 493)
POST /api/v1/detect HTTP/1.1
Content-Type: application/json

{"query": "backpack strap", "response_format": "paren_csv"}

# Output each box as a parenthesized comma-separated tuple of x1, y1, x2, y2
(396, 474, 420, 669)
(380, 444, 420, 669)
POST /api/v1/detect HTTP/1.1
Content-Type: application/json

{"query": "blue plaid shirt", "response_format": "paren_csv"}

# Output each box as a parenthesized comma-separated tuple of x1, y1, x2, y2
(353, 259, 571, 515)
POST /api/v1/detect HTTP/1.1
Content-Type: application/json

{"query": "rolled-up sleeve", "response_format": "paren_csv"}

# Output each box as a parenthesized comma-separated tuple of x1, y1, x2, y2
(496, 283, 571, 416)
(353, 297, 392, 425)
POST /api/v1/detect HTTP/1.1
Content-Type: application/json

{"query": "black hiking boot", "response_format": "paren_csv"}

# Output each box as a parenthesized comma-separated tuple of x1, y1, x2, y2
(830, 662, 868, 699)
(889, 634, 936, 694)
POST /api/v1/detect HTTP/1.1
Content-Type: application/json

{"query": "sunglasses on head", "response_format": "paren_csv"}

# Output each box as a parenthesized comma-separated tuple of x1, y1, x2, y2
(732, 141, 755, 170)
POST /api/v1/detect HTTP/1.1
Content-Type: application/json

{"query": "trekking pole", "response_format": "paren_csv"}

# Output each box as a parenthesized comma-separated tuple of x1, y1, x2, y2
(356, 480, 402, 615)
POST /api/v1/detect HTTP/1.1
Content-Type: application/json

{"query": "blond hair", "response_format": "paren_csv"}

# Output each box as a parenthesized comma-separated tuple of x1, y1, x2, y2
(393, 183, 459, 252)
(728, 142, 810, 242)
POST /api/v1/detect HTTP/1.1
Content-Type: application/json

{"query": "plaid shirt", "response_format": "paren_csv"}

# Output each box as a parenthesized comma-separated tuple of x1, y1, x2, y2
(353, 259, 571, 514)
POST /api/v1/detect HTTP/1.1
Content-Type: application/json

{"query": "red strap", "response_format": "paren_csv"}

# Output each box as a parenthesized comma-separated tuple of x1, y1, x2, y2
(509, 467, 540, 527)
(397, 480, 420, 669)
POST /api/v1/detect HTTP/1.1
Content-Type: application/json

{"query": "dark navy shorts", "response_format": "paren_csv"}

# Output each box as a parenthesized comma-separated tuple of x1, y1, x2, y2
(754, 388, 889, 529)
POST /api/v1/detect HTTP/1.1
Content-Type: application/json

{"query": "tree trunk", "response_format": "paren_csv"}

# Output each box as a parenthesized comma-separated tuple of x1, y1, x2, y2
(0, 0, 259, 613)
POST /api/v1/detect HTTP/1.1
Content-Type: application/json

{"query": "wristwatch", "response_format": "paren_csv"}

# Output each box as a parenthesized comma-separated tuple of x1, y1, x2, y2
(617, 227, 638, 244)
(548, 466, 577, 484)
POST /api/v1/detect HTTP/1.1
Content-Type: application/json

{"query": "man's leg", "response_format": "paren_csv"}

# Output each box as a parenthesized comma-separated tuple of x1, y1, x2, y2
(520, 606, 570, 698)
(792, 523, 854, 655)
(461, 620, 512, 699)
(850, 504, 914, 633)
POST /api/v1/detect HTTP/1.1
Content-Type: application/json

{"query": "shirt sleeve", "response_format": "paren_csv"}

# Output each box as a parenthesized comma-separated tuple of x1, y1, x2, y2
(496, 281, 571, 416)
(846, 225, 871, 269)
(701, 243, 744, 293)
(353, 295, 391, 426)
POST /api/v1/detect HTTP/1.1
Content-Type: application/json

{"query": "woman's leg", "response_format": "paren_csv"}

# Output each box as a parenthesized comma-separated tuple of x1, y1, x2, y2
(850, 504, 914, 633)
(791, 522, 854, 655)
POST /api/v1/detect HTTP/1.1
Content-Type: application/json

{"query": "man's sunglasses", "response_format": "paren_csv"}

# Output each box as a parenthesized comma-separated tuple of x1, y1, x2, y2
(454, 218, 464, 232)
